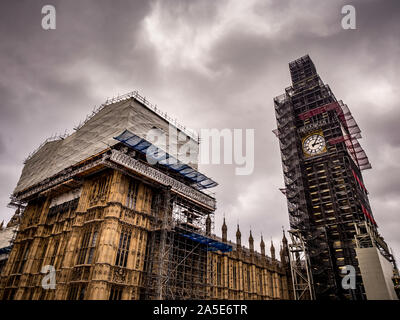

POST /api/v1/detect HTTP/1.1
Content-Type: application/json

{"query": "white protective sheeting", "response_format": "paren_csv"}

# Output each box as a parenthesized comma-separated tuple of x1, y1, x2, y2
(0, 226, 17, 249)
(14, 98, 199, 194)
(356, 247, 398, 300)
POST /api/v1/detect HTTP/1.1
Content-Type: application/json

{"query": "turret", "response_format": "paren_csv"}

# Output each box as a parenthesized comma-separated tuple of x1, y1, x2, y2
(282, 230, 288, 246)
(236, 224, 242, 249)
(222, 217, 227, 242)
(260, 235, 265, 256)
(249, 230, 254, 252)
(270, 240, 276, 261)
(206, 214, 211, 236)
(281, 229, 290, 266)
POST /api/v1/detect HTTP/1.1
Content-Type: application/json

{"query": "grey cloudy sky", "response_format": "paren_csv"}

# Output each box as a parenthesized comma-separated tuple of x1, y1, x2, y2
(0, 0, 399, 257)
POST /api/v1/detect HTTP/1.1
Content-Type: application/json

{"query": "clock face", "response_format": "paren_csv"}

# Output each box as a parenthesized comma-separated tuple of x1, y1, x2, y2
(303, 134, 326, 156)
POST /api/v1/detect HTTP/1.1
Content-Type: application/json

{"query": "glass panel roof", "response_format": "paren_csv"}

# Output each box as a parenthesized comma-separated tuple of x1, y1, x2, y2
(114, 130, 218, 189)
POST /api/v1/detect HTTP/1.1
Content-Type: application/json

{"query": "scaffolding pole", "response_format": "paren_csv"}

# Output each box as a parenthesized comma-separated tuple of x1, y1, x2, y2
(288, 229, 315, 300)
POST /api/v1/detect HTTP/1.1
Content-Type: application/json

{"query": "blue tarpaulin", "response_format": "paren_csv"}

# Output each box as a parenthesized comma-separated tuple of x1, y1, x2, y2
(0, 245, 12, 255)
(180, 232, 232, 253)
(114, 129, 218, 190)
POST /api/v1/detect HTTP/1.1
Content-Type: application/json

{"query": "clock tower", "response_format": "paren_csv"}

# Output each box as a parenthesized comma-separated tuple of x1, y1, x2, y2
(273, 55, 396, 300)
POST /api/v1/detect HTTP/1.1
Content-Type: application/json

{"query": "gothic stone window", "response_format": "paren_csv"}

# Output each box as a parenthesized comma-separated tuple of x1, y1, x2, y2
(115, 227, 132, 268)
(109, 285, 123, 300)
(2, 288, 17, 300)
(269, 273, 274, 297)
(217, 258, 222, 286)
(126, 179, 139, 209)
(67, 284, 87, 300)
(233, 265, 237, 289)
(12, 241, 31, 274)
(77, 225, 99, 265)
(247, 268, 251, 292)
(227, 261, 230, 289)
(36, 240, 48, 273)
(89, 174, 111, 204)
(50, 239, 60, 267)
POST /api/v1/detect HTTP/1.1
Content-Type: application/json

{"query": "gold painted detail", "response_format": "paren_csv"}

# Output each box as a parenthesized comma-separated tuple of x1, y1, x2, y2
(302, 131, 327, 157)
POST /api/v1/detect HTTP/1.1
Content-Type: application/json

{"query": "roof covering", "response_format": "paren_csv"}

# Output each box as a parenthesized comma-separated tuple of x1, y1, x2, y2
(114, 130, 218, 189)
(14, 94, 199, 195)
(179, 231, 232, 253)
(0, 226, 16, 250)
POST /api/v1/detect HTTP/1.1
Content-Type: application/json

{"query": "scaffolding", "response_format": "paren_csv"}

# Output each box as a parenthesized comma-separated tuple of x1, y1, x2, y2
(143, 186, 231, 300)
(273, 55, 394, 300)
(354, 221, 392, 262)
(74, 90, 199, 141)
(288, 230, 314, 300)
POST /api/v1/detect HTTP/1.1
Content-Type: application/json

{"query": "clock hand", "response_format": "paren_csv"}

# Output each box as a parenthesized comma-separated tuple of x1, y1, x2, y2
(312, 136, 319, 147)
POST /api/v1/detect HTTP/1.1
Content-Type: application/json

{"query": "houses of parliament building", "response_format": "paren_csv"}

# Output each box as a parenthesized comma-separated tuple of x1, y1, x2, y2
(0, 91, 292, 300)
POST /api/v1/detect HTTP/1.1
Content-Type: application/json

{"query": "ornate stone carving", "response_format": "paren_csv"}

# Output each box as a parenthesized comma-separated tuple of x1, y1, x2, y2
(107, 150, 216, 210)
(15, 157, 104, 202)
(112, 267, 127, 284)
(71, 267, 83, 281)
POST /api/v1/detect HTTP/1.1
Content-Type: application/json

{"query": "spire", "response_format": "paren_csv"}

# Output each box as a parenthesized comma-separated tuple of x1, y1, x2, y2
(249, 229, 254, 252)
(236, 224, 241, 248)
(280, 228, 290, 266)
(206, 214, 211, 235)
(222, 217, 227, 242)
(282, 228, 288, 246)
(270, 239, 276, 261)
(260, 234, 265, 256)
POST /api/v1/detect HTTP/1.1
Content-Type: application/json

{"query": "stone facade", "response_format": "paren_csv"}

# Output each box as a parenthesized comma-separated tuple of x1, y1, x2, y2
(0, 168, 291, 300)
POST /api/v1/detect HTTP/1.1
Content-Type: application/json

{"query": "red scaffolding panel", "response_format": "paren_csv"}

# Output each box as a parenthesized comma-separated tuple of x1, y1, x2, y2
(299, 101, 371, 170)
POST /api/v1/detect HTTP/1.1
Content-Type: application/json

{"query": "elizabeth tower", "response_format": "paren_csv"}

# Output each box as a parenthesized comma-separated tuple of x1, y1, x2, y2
(274, 55, 395, 300)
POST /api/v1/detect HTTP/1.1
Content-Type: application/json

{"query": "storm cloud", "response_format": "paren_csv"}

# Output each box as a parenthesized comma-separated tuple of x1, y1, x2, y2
(0, 0, 399, 258)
